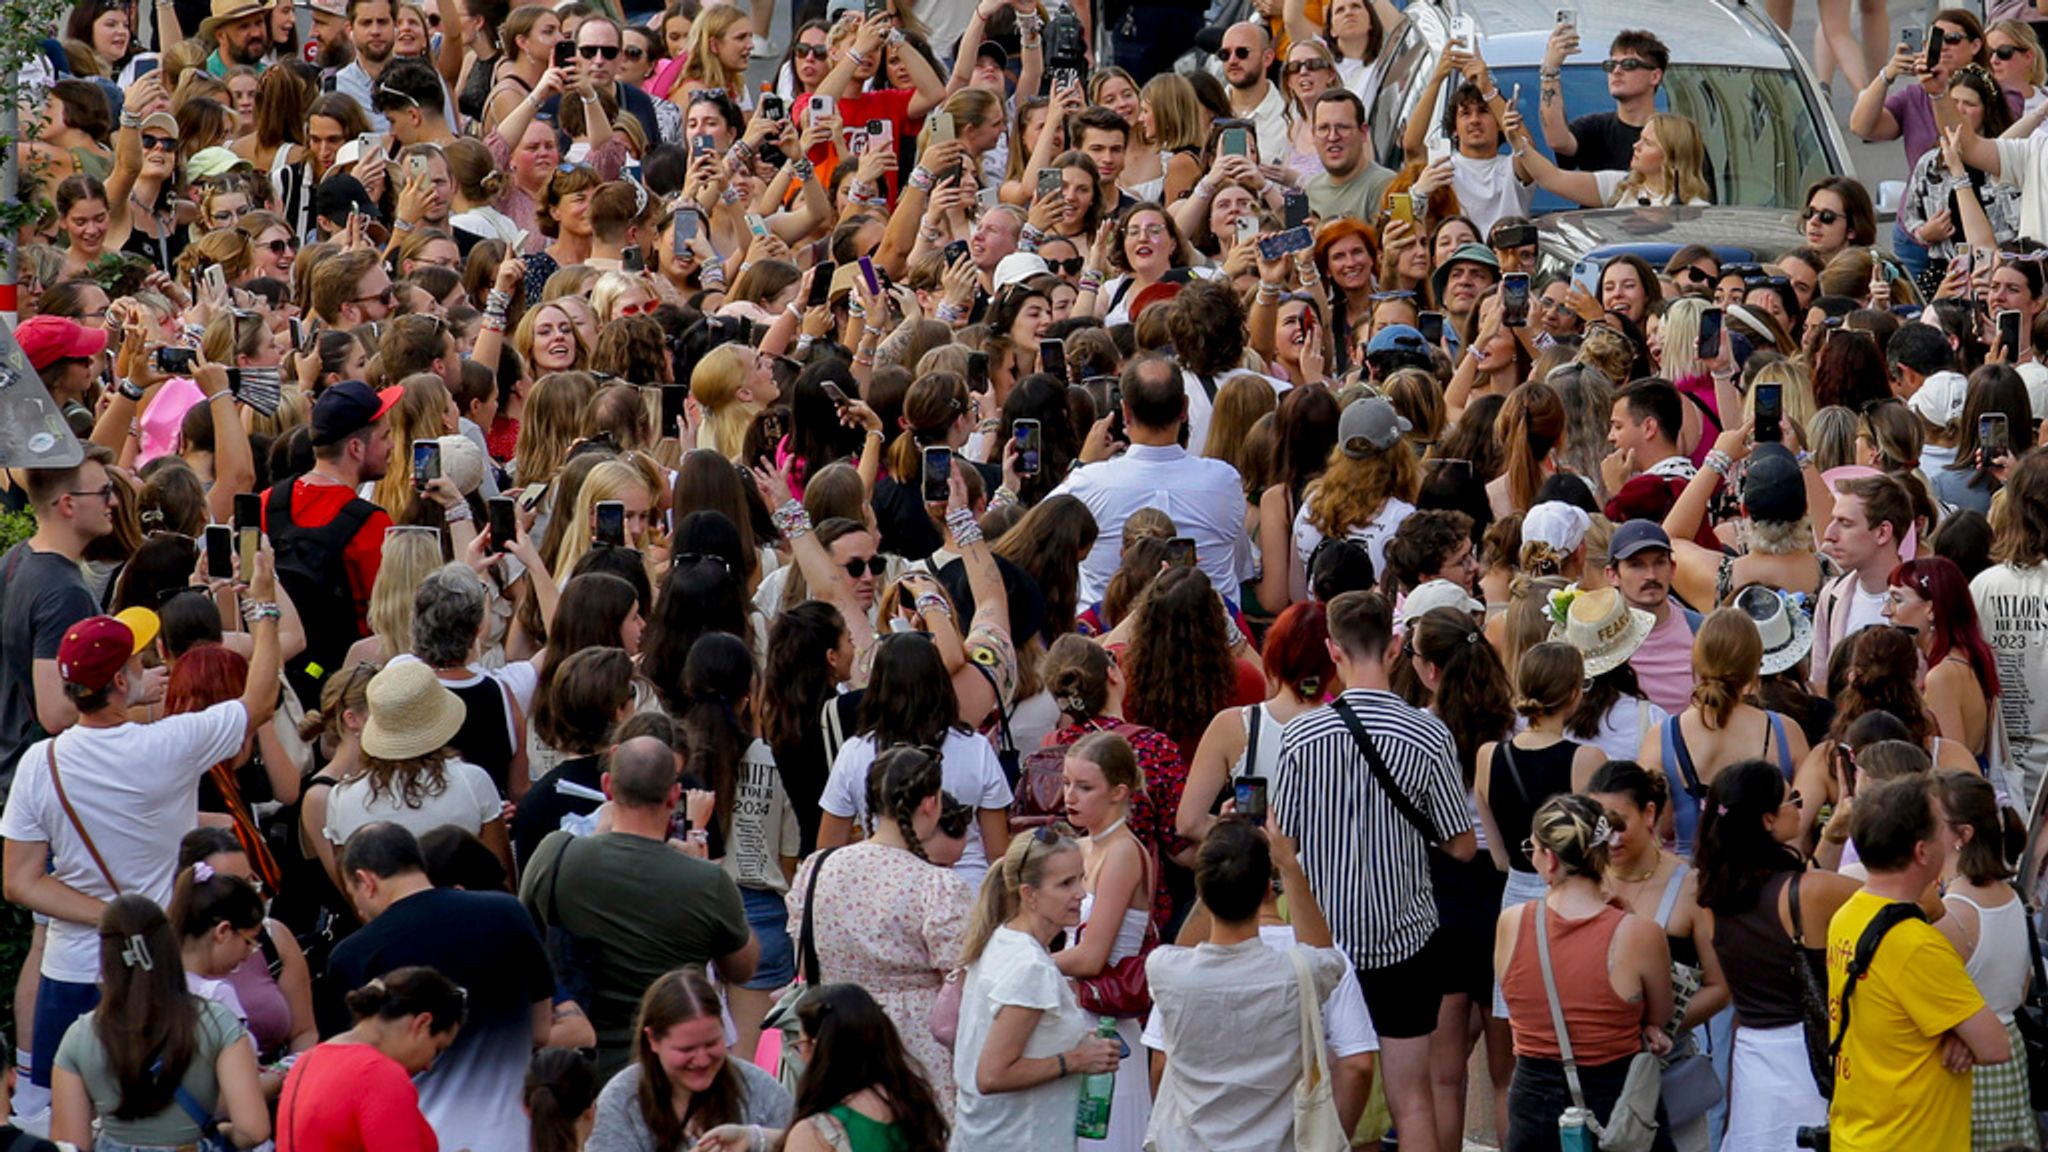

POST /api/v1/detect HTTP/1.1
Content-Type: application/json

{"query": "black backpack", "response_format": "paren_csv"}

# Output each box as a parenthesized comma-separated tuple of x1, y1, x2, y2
(265, 483, 379, 711)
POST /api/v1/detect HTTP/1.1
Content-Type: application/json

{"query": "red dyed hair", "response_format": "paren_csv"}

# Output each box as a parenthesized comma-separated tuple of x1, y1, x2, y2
(1263, 601, 1334, 701)
(165, 643, 249, 716)
(1889, 557, 2001, 698)
(1313, 217, 1380, 281)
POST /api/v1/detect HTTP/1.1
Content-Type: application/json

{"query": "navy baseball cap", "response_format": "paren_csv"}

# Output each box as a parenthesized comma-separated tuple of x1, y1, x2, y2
(310, 380, 401, 446)
(1610, 519, 1673, 560)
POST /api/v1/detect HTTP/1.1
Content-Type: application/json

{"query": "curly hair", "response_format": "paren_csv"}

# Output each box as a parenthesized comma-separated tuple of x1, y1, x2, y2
(1121, 566, 1235, 758)
(1824, 626, 1938, 750)
(1306, 440, 1419, 541)
(1381, 509, 1473, 595)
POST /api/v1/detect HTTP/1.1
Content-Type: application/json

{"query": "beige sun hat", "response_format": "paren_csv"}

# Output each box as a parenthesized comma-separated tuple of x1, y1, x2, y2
(359, 661, 466, 760)
(1549, 586, 1655, 678)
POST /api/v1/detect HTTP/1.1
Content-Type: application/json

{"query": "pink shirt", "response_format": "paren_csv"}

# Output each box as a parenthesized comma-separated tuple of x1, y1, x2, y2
(138, 377, 203, 464)
(1633, 605, 1696, 717)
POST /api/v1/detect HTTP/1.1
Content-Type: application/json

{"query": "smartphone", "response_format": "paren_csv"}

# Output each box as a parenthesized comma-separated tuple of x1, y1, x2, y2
(1696, 306, 1724, 358)
(930, 110, 955, 142)
(1053, 67, 1080, 93)
(692, 133, 716, 156)
(1038, 338, 1068, 381)
(659, 383, 686, 434)
(1234, 775, 1270, 827)
(821, 381, 852, 408)
(621, 244, 644, 273)
(809, 94, 835, 120)
(1037, 168, 1064, 199)
(236, 525, 259, 581)
(233, 492, 262, 534)
(745, 213, 770, 239)
(865, 0, 887, 18)
(1901, 26, 1923, 57)
(759, 411, 785, 443)
(1257, 225, 1315, 262)
(965, 350, 990, 395)
(405, 154, 428, 183)
(1418, 311, 1447, 346)
(1925, 25, 1943, 70)
(1235, 215, 1260, 244)
(288, 317, 305, 352)
(943, 238, 970, 267)
(1014, 419, 1042, 476)
(2000, 309, 2025, 357)
(866, 119, 890, 147)
(672, 208, 699, 251)
(1219, 125, 1251, 159)
(553, 38, 574, 67)
(1554, 7, 1575, 29)
(1166, 536, 1197, 569)
(759, 93, 785, 122)
(1981, 413, 2011, 462)
(858, 254, 880, 297)
(1500, 272, 1531, 328)
(1281, 187, 1310, 230)
(1389, 193, 1415, 225)
(921, 446, 952, 503)
(1754, 382, 1783, 443)
(1450, 13, 1476, 42)
(203, 265, 227, 297)
(154, 346, 196, 375)
(484, 496, 516, 555)
(594, 500, 626, 547)
(1494, 223, 1538, 250)
(204, 525, 233, 581)
(411, 440, 441, 490)
(1427, 136, 1454, 166)
(807, 260, 835, 306)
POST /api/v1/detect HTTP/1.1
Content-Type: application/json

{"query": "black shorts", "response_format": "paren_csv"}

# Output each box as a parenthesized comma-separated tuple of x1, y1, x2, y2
(1357, 929, 1449, 1040)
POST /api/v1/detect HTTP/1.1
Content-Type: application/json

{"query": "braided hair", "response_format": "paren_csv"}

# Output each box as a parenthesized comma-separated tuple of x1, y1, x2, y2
(864, 746, 945, 863)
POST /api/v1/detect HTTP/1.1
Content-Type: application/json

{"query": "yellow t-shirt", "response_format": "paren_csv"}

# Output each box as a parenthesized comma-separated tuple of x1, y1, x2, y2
(1824, 890, 1984, 1151)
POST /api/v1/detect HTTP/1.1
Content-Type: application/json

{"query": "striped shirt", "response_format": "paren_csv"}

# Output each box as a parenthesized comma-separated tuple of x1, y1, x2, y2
(1273, 689, 1472, 971)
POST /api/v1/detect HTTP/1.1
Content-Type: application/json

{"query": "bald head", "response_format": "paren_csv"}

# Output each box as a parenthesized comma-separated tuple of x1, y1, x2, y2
(1221, 22, 1275, 89)
(605, 736, 679, 809)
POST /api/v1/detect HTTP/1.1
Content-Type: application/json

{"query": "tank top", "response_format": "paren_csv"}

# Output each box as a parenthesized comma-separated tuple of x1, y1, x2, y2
(1231, 702, 1283, 783)
(1948, 891, 2031, 1020)
(1711, 870, 1819, 1029)
(1663, 710, 1795, 856)
(1502, 903, 1643, 1063)
(221, 930, 294, 1058)
(1488, 738, 1582, 873)
(823, 1104, 910, 1151)
(441, 671, 517, 797)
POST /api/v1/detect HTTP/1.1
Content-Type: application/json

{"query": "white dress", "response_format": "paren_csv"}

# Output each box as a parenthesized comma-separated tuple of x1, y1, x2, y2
(1077, 893, 1152, 1152)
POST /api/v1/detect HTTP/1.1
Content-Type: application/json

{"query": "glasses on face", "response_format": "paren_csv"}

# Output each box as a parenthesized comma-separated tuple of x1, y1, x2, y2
(793, 42, 829, 60)
(261, 237, 296, 255)
(622, 45, 645, 59)
(1602, 57, 1654, 73)
(842, 555, 886, 578)
(66, 484, 116, 503)
(578, 43, 621, 59)
(1745, 274, 1793, 289)
(1802, 207, 1843, 227)
(1674, 266, 1715, 285)
(1043, 256, 1085, 276)
(140, 133, 178, 153)
(1933, 29, 1966, 46)
(1784, 789, 1804, 809)
(1993, 44, 2031, 60)
(352, 285, 396, 306)
(1283, 58, 1332, 75)
(1216, 45, 1257, 61)
(616, 300, 649, 316)
(1125, 223, 1167, 239)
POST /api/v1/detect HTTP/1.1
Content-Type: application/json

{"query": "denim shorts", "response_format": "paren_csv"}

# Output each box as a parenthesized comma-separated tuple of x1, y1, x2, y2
(741, 885, 795, 991)
(31, 977, 100, 1087)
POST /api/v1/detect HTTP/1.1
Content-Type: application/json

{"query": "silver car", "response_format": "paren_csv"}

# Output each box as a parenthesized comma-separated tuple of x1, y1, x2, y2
(1365, 0, 1856, 212)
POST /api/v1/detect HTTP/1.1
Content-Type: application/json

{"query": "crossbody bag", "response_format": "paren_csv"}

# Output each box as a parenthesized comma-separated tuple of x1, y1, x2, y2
(48, 738, 120, 894)
(1330, 698, 1439, 846)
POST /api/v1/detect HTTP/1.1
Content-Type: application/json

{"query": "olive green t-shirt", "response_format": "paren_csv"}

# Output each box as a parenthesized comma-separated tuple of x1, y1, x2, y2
(56, 997, 245, 1145)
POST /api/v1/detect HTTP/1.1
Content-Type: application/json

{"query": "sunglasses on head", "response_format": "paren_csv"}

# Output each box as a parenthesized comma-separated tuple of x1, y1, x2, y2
(1601, 57, 1654, 73)
(578, 43, 620, 59)
(1802, 207, 1842, 225)
(843, 555, 886, 578)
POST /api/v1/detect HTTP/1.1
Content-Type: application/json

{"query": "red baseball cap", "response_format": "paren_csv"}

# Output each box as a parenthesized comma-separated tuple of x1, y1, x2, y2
(56, 609, 160, 692)
(16, 316, 109, 374)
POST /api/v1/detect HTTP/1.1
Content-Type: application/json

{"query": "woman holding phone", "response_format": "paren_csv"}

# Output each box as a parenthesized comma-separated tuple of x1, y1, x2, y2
(1507, 112, 1713, 209)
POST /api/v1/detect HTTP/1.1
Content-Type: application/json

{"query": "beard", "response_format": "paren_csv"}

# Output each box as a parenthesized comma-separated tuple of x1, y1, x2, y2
(359, 37, 394, 64)
(227, 35, 267, 66)
(318, 35, 355, 70)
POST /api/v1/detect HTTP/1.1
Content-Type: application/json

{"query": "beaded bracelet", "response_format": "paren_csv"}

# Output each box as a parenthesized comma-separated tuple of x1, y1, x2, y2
(772, 499, 813, 541)
(1079, 269, 1105, 293)
(1703, 449, 1734, 476)
(945, 507, 982, 546)
(485, 289, 512, 315)
(988, 484, 1019, 513)
(908, 167, 937, 192)
(443, 503, 473, 522)
(790, 157, 816, 183)
(935, 301, 966, 325)
(915, 593, 954, 620)
(241, 601, 282, 624)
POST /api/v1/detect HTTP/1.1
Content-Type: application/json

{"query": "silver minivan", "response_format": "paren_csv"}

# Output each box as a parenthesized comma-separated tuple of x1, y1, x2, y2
(1366, 0, 1857, 212)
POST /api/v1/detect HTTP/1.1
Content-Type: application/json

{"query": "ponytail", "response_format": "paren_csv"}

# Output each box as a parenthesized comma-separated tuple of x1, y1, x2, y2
(526, 1048, 599, 1152)
(959, 829, 1077, 967)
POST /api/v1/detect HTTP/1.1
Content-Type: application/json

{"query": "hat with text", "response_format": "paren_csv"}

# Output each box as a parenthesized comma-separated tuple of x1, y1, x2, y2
(1550, 587, 1654, 678)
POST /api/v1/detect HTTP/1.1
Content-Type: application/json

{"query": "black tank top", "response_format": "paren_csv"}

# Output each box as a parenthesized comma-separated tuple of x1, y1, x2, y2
(1488, 737, 1582, 872)
(443, 673, 516, 796)
(1712, 870, 1822, 1028)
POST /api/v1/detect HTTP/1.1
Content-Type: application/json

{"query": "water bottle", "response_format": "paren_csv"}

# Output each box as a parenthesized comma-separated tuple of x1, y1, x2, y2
(1559, 1106, 1595, 1152)
(1074, 1017, 1118, 1138)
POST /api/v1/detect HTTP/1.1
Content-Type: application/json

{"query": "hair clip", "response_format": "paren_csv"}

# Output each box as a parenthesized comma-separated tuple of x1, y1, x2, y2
(1715, 804, 1729, 816)
(192, 861, 215, 882)
(121, 934, 154, 971)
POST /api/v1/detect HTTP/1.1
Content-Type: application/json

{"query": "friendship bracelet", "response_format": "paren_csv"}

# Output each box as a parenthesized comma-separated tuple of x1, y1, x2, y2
(1702, 449, 1734, 476)
(945, 507, 982, 545)
(908, 166, 936, 192)
(772, 499, 812, 540)
(915, 593, 954, 620)
(241, 601, 281, 624)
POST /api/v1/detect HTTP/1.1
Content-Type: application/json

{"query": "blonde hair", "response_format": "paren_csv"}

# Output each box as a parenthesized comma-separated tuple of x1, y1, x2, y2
(552, 459, 655, 576)
(690, 345, 758, 460)
(1990, 18, 2048, 86)
(678, 7, 749, 98)
(1659, 296, 1709, 382)
(1140, 73, 1204, 152)
(1743, 358, 1817, 434)
(1201, 373, 1277, 471)
(510, 371, 597, 489)
(367, 528, 445, 654)
(589, 271, 651, 325)
(1501, 575, 1566, 676)
(959, 829, 1079, 967)
(1615, 113, 1710, 206)
(1691, 607, 1763, 729)
(1306, 442, 1419, 541)
(370, 373, 455, 517)
(512, 301, 587, 377)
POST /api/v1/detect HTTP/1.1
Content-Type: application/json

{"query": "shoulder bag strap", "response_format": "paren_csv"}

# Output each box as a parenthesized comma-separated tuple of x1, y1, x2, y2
(2013, 882, 2048, 1010)
(1533, 903, 1590, 1112)
(47, 739, 120, 895)
(543, 833, 576, 926)
(1769, 712, 1794, 778)
(1243, 705, 1263, 778)
(1787, 871, 1806, 946)
(1654, 862, 1690, 930)
(1829, 902, 1930, 1058)
(1330, 698, 1439, 846)
(1496, 741, 1530, 809)
(968, 660, 1014, 754)
(799, 847, 839, 984)
(1665, 717, 1704, 800)
(1286, 947, 1333, 1095)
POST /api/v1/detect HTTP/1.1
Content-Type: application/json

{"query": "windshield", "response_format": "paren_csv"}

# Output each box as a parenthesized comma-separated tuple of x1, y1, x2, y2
(1488, 64, 1835, 213)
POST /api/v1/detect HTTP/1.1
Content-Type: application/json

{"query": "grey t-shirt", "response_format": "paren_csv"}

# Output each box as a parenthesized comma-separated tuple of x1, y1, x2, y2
(0, 544, 96, 792)
(56, 998, 245, 1146)
(586, 1059, 792, 1152)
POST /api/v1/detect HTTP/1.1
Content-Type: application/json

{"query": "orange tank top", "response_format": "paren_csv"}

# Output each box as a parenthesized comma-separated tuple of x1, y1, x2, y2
(1501, 902, 1645, 1065)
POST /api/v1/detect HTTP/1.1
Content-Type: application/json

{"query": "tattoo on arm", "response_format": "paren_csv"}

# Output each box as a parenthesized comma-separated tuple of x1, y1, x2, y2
(1542, 87, 1558, 108)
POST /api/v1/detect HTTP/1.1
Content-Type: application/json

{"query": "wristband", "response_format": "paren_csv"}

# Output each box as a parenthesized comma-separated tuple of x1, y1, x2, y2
(209, 391, 235, 406)
(915, 592, 953, 620)
(794, 334, 815, 355)
(789, 157, 816, 183)
(1057, 1053, 1068, 1077)
(442, 502, 473, 522)
(120, 112, 143, 129)
(772, 499, 812, 540)
(1702, 449, 1734, 476)
(118, 378, 146, 401)
(989, 484, 1019, 512)
(241, 601, 282, 624)
(392, 219, 416, 232)
(847, 46, 871, 69)
(485, 289, 512, 316)
(1079, 269, 1104, 293)
(945, 506, 982, 546)
(908, 166, 936, 192)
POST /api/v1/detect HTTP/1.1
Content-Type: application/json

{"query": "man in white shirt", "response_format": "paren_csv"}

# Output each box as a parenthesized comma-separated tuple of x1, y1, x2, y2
(2, 589, 282, 1092)
(1052, 353, 1251, 606)
(1218, 22, 1290, 166)
(1813, 473, 1913, 689)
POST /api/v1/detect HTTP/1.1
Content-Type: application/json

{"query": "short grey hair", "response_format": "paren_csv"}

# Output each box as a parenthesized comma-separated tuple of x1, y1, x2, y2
(412, 563, 488, 668)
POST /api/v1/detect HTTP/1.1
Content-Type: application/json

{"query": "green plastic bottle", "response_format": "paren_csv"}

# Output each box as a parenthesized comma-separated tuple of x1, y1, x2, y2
(1074, 1017, 1118, 1139)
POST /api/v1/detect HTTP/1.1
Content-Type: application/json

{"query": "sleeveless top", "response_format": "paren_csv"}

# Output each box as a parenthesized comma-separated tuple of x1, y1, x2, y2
(821, 1104, 911, 1151)
(1502, 903, 1643, 1063)
(221, 928, 294, 1058)
(1663, 710, 1795, 856)
(1712, 870, 1818, 1029)
(1488, 738, 1583, 873)
(442, 671, 518, 797)
(1230, 702, 1284, 784)
(1948, 891, 2031, 1020)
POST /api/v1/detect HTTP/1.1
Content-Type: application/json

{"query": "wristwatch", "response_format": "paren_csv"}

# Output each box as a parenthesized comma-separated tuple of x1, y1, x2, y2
(117, 377, 146, 401)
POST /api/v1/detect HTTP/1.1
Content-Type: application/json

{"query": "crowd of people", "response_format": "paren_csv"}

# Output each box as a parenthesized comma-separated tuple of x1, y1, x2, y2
(1, 0, 2047, 1149)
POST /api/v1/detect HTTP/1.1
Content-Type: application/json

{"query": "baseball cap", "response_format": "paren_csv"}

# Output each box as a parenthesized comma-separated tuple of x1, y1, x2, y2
(1521, 501, 1592, 556)
(976, 41, 1009, 69)
(16, 315, 109, 372)
(992, 252, 1050, 291)
(1366, 324, 1426, 357)
(185, 146, 252, 181)
(1610, 519, 1673, 560)
(56, 608, 160, 691)
(311, 380, 402, 447)
(1741, 443, 1806, 524)
(1906, 370, 1968, 431)
(1397, 578, 1485, 626)
(1337, 395, 1410, 457)
(316, 173, 383, 229)
(825, 0, 861, 19)
(138, 112, 179, 138)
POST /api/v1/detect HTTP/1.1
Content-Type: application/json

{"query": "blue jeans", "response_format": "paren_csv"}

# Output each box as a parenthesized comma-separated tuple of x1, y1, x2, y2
(1892, 221, 1929, 283)
(741, 885, 795, 990)
(30, 977, 99, 1088)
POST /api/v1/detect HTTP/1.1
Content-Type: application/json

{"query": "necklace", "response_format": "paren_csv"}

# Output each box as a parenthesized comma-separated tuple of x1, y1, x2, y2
(1612, 846, 1662, 885)
(1089, 817, 1127, 839)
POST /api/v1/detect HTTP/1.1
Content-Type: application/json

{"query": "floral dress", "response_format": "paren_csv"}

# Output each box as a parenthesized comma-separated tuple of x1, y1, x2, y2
(788, 841, 974, 1114)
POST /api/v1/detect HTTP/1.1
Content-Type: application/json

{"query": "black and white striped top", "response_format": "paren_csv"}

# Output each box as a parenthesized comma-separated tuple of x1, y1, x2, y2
(1273, 689, 1473, 971)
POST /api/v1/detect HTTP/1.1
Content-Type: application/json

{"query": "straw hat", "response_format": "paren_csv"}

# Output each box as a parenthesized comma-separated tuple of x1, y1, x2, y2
(360, 661, 466, 761)
(1549, 586, 1654, 678)
(1736, 585, 1813, 677)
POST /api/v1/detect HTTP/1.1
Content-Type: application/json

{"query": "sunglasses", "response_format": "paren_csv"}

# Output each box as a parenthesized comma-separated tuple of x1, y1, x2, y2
(1784, 789, 1804, 809)
(1745, 274, 1792, 289)
(1993, 44, 2031, 60)
(1216, 46, 1257, 61)
(352, 285, 395, 306)
(1933, 29, 1966, 46)
(793, 43, 829, 59)
(1801, 207, 1842, 225)
(1043, 256, 1084, 276)
(1601, 57, 1655, 73)
(1369, 289, 1417, 301)
(622, 45, 645, 59)
(261, 238, 296, 255)
(1283, 59, 1332, 75)
(1673, 266, 1715, 285)
(140, 133, 178, 153)
(674, 551, 732, 572)
(843, 555, 886, 578)
(578, 43, 620, 59)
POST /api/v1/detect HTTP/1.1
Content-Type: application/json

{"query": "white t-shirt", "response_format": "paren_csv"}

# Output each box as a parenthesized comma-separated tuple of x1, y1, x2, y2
(951, 926, 1094, 1151)
(820, 729, 1012, 886)
(1994, 137, 2048, 248)
(1449, 152, 1531, 233)
(1592, 170, 1709, 208)
(0, 701, 250, 983)
(1973, 562, 2048, 807)
(1292, 495, 1415, 581)
(323, 758, 504, 847)
(1140, 924, 1377, 1058)
(1841, 581, 1890, 639)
